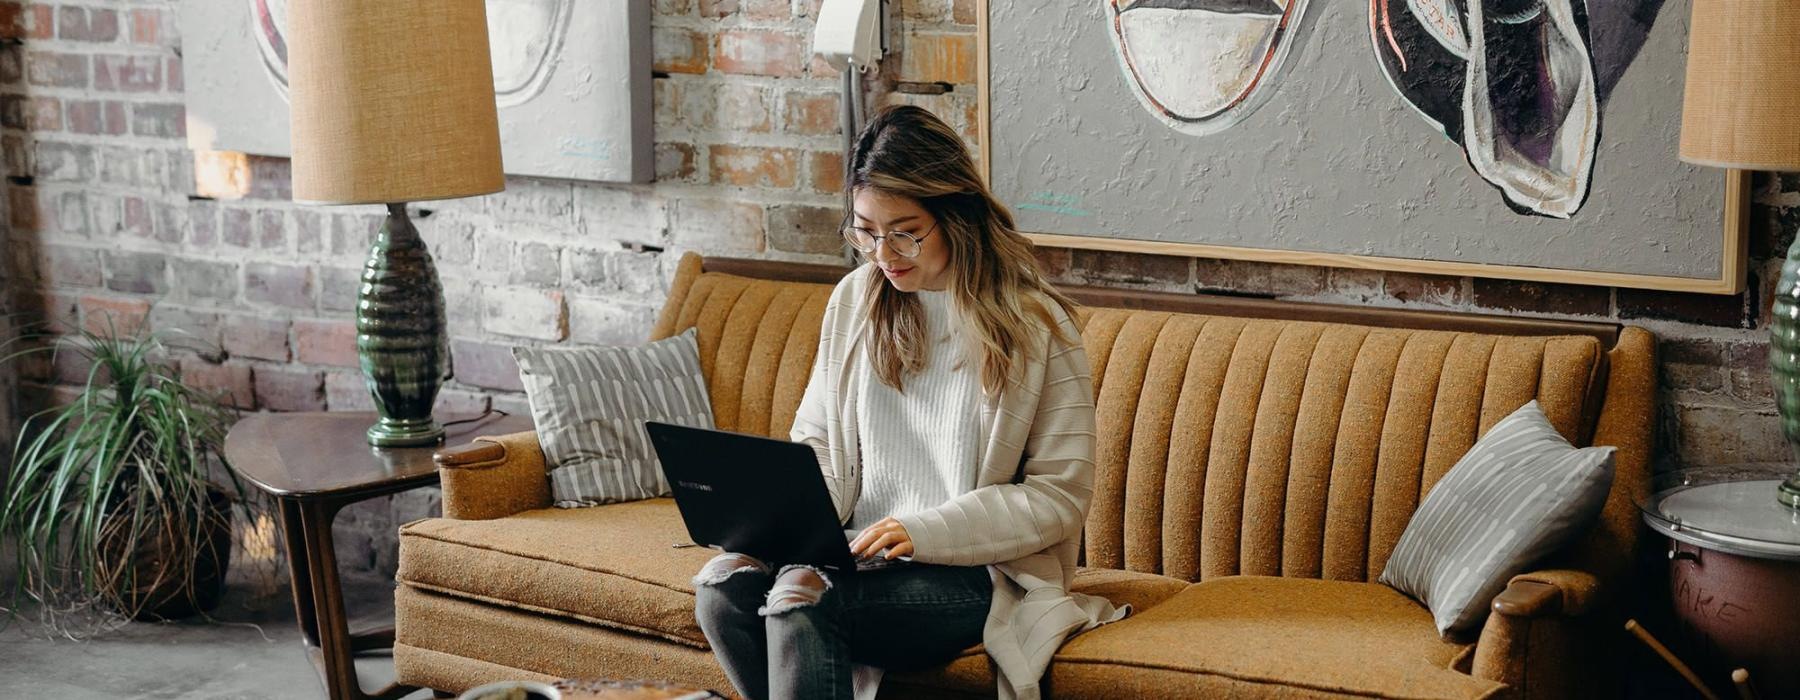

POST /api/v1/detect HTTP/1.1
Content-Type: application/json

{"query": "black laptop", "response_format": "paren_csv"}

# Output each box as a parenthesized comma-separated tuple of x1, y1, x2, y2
(645, 421, 858, 572)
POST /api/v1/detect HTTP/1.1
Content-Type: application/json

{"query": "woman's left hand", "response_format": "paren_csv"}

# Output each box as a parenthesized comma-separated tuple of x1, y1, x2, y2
(850, 517, 915, 560)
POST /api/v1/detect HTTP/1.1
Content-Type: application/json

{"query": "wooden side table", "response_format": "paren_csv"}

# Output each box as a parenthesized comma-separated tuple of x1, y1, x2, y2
(224, 410, 532, 700)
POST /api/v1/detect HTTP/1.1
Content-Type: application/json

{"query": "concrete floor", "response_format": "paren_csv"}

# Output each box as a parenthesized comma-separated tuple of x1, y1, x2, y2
(0, 573, 434, 700)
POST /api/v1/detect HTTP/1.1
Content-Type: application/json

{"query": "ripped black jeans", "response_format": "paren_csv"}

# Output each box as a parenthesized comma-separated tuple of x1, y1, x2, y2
(692, 552, 991, 700)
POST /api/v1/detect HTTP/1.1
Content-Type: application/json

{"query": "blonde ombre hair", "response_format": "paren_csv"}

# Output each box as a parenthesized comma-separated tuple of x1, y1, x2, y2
(847, 105, 1078, 395)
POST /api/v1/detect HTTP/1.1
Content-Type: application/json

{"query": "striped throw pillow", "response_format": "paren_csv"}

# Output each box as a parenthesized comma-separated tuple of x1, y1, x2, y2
(1379, 400, 1615, 635)
(513, 329, 714, 508)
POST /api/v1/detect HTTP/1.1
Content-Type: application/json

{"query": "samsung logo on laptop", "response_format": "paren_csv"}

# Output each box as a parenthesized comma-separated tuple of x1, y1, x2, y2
(677, 480, 714, 492)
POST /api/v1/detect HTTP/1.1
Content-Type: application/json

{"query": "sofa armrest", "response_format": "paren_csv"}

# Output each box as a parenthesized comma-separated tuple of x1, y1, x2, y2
(435, 430, 552, 520)
(1491, 569, 1600, 619)
(1471, 568, 1604, 693)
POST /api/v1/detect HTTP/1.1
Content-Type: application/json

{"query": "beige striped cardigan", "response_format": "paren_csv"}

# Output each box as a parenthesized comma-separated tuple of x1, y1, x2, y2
(790, 264, 1126, 700)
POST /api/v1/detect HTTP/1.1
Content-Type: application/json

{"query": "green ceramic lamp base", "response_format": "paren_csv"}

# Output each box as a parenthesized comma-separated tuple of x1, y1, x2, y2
(1773, 231, 1800, 509)
(366, 416, 446, 447)
(356, 203, 451, 449)
(1780, 476, 1800, 510)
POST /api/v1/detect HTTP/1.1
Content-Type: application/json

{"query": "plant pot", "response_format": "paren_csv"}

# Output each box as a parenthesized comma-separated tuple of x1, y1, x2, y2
(99, 485, 234, 620)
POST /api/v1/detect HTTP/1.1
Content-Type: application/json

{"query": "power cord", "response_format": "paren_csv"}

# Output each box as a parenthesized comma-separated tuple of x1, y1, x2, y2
(441, 406, 510, 428)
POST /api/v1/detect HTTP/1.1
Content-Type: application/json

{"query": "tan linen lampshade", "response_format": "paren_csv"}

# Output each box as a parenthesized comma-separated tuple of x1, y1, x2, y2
(1679, 2, 1800, 171)
(289, 0, 504, 204)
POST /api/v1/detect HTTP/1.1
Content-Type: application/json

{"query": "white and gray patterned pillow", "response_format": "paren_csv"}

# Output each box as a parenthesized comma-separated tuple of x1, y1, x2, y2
(513, 329, 714, 508)
(1379, 400, 1615, 636)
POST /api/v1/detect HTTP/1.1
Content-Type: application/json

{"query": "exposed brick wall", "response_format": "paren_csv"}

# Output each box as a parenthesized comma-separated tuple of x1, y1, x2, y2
(1, 1, 1793, 578)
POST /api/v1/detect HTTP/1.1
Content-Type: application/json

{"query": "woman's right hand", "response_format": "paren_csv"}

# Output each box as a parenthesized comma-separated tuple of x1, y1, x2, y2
(850, 517, 916, 560)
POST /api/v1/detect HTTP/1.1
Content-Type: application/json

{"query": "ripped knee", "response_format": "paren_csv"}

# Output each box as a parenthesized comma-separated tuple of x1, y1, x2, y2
(758, 564, 832, 616)
(691, 552, 771, 587)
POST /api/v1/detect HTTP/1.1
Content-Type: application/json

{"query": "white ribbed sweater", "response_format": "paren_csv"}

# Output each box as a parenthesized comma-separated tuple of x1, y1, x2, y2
(850, 289, 985, 531)
(791, 264, 1124, 700)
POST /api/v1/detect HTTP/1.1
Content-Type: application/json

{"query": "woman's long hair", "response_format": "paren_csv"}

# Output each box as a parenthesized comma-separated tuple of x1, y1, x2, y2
(847, 105, 1078, 395)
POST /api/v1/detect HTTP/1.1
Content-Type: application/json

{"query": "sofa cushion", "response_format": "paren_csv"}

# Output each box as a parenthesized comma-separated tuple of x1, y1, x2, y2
(399, 497, 1192, 659)
(513, 329, 714, 508)
(883, 567, 1191, 696)
(1048, 576, 1505, 699)
(1068, 566, 1190, 613)
(394, 584, 733, 693)
(649, 263, 837, 440)
(1077, 310, 1607, 585)
(398, 499, 716, 648)
(1380, 400, 1616, 635)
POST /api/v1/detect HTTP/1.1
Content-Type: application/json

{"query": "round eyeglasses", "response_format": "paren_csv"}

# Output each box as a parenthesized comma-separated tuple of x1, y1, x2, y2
(842, 221, 938, 259)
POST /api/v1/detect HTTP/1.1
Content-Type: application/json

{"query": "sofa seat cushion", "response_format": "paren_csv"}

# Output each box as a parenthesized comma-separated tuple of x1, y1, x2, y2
(398, 499, 716, 648)
(1049, 576, 1505, 699)
(883, 567, 1190, 696)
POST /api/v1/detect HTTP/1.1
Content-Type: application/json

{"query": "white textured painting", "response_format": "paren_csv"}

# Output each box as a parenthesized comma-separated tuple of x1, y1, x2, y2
(182, 0, 652, 183)
(1105, 0, 1312, 138)
(1367, 0, 1599, 218)
(1100, 0, 1605, 219)
(989, 0, 1742, 291)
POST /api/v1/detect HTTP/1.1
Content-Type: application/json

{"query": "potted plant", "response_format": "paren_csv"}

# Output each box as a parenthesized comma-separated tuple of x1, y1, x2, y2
(1, 319, 247, 628)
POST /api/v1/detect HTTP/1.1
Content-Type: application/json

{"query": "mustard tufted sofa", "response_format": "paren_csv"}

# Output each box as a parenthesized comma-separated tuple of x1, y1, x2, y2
(393, 253, 1655, 699)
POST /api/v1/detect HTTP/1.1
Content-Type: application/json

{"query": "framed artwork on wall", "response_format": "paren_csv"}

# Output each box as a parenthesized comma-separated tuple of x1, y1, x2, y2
(182, 0, 653, 183)
(980, 0, 1748, 294)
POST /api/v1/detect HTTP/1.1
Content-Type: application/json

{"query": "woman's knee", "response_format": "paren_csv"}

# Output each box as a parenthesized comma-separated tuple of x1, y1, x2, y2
(693, 552, 772, 622)
(758, 564, 834, 617)
(692, 551, 771, 587)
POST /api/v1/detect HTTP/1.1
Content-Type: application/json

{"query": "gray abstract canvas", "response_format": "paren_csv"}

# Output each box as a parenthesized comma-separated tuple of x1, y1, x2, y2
(989, 0, 1727, 282)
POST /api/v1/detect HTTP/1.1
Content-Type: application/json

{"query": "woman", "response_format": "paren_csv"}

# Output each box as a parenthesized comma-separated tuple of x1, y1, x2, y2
(692, 105, 1124, 700)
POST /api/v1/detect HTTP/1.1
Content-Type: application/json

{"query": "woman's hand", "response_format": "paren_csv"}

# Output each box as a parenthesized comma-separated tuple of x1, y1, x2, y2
(849, 517, 915, 560)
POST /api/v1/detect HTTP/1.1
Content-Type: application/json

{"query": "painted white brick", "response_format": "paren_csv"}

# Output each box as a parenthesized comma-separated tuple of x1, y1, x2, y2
(481, 285, 567, 341)
(573, 185, 668, 246)
(568, 295, 658, 347)
(482, 176, 575, 223)
(671, 198, 764, 254)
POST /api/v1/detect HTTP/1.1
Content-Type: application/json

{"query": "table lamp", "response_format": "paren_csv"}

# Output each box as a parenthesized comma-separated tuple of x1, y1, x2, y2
(288, 0, 504, 446)
(1679, 3, 1800, 507)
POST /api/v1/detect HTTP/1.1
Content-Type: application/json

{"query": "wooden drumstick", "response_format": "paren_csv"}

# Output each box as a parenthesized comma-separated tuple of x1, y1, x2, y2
(1731, 668, 1756, 700)
(1624, 619, 1721, 700)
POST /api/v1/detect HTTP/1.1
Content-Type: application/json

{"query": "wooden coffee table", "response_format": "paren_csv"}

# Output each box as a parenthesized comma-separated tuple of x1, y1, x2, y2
(224, 410, 531, 700)
(550, 679, 725, 699)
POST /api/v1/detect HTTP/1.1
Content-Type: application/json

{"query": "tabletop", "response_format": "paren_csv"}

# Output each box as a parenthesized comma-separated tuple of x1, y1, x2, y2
(550, 679, 723, 700)
(222, 410, 535, 499)
(1637, 465, 1800, 560)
